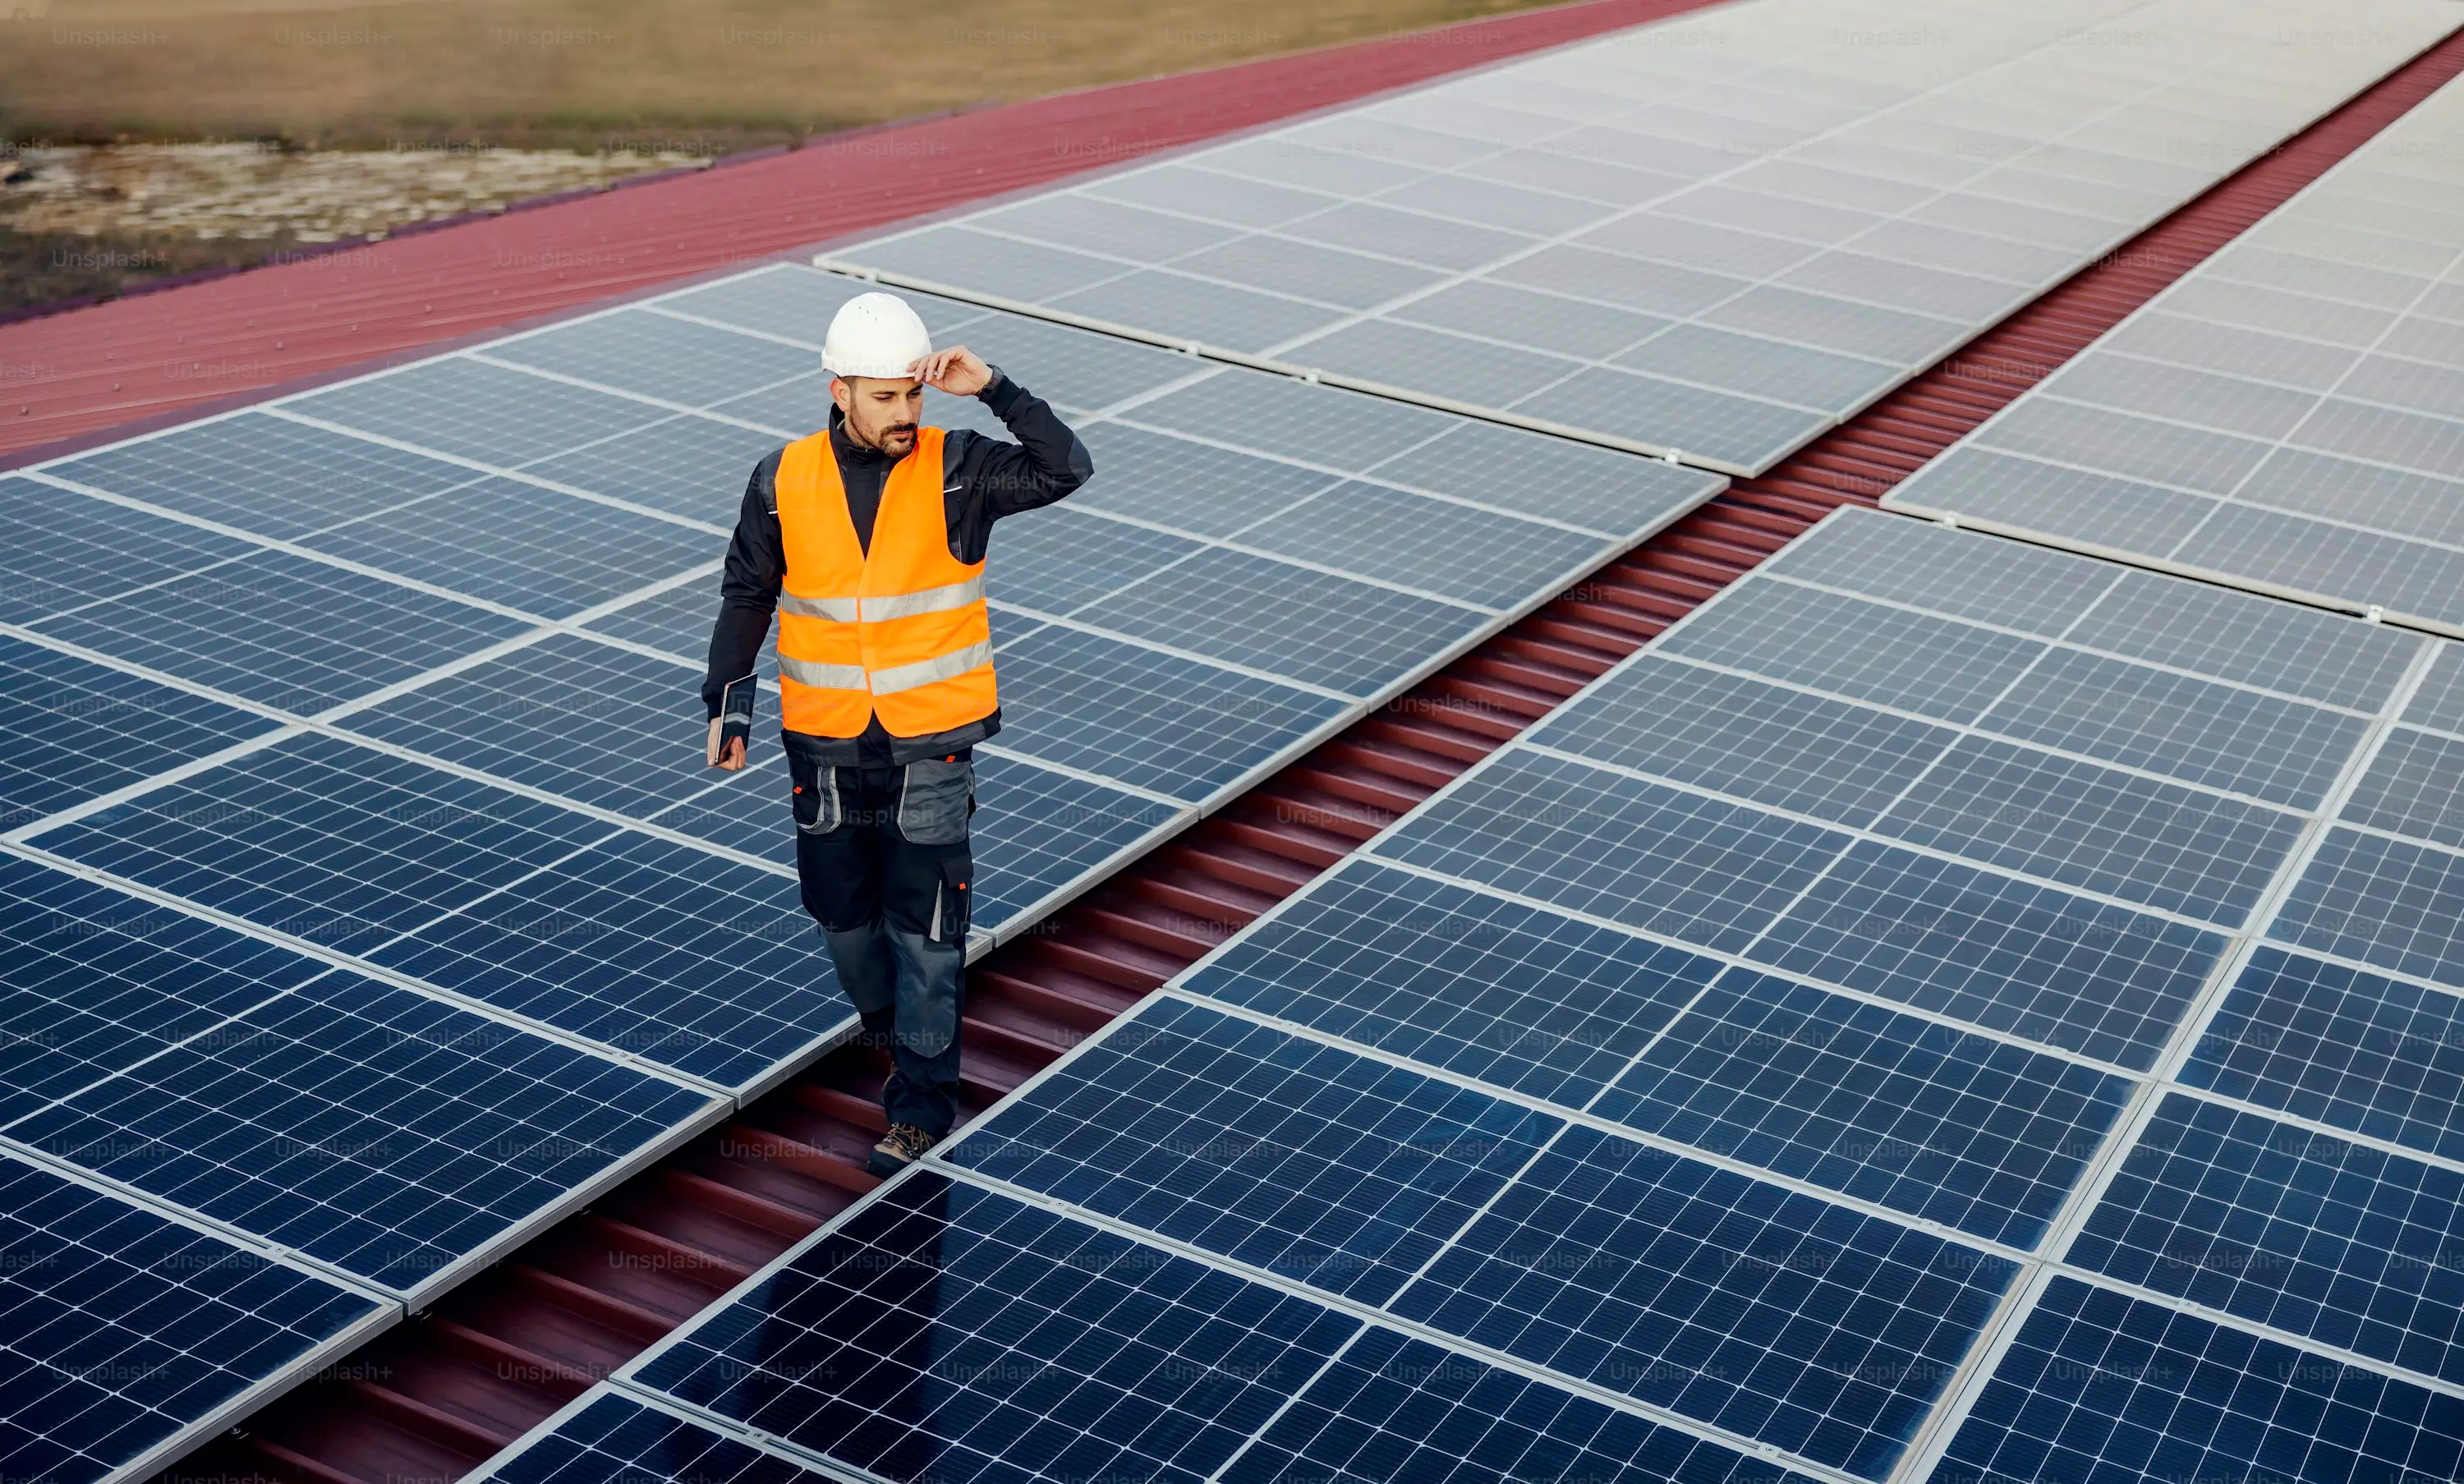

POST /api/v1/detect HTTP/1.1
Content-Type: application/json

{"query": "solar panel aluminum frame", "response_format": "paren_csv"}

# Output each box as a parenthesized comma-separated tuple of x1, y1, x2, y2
(462, 1387, 869, 1484)
(4, 1149, 402, 1484)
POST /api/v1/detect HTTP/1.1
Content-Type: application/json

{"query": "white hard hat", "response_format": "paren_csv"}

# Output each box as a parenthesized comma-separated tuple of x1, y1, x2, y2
(821, 291, 932, 379)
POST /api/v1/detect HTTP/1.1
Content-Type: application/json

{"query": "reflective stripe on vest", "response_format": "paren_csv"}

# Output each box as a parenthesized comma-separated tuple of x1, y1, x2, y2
(771, 425, 999, 739)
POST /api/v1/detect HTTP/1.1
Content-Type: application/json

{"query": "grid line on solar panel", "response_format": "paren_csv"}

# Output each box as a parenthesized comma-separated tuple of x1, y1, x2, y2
(0, 1151, 393, 1484)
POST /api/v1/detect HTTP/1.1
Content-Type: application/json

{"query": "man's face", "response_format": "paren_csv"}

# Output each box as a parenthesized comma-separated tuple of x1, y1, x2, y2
(832, 374, 924, 457)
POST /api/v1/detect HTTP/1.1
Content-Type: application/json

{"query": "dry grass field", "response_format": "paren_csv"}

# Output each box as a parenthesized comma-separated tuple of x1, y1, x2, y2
(5, 0, 1554, 151)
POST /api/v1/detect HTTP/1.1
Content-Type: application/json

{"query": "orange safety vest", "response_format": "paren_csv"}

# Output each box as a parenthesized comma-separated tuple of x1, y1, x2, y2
(773, 425, 998, 739)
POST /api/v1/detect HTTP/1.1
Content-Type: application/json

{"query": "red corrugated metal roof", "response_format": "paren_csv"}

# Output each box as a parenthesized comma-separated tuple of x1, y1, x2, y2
(0, 0, 1713, 466)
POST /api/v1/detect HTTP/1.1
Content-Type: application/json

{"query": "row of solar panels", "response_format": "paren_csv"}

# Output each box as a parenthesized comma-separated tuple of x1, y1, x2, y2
(1889, 62, 2464, 636)
(824, 0, 2460, 475)
(470, 505, 2464, 1484)
(0, 264, 1719, 1482)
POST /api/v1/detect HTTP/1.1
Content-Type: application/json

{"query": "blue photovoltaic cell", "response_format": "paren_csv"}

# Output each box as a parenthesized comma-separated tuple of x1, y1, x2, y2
(1749, 840, 2224, 1072)
(1225, 1325, 1819, 1484)
(2064, 568, 2420, 714)
(1757, 505, 2118, 638)
(2182, 947, 2464, 1165)
(1873, 734, 2305, 925)
(37, 731, 614, 956)
(28, 548, 531, 713)
(1390, 1123, 2016, 1479)
(1979, 646, 2370, 809)
(2272, 827, 2464, 990)
(484, 310, 817, 407)
(2405, 646, 2464, 734)
(283, 356, 669, 468)
(991, 623, 1350, 802)
(295, 476, 719, 619)
(1528, 655, 1958, 828)
(1589, 968, 2130, 1247)
(1655, 577, 2047, 724)
(1372, 747, 1850, 954)
(580, 580, 753, 664)
(7, 972, 708, 1293)
(475, 1394, 827, 1484)
(48, 412, 487, 539)
(1069, 421, 1340, 538)
(0, 1154, 383, 1484)
(1182, 857, 1720, 1108)
(633, 1172, 1358, 1484)
(366, 829, 840, 1089)
(2342, 725, 2464, 850)
(965, 751, 1186, 932)
(1936, 1277, 2464, 1484)
(0, 856, 333, 1125)
(946, 995, 1560, 1304)
(984, 506, 1207, 616)
(541, 414, 784, 525)
(1073, 545, 1488, 698)
(2071, 1093, 2464, 1384)
(338, 632, 735, 824)
(0, 634, 281, 832)
(0, 476, 263, 625)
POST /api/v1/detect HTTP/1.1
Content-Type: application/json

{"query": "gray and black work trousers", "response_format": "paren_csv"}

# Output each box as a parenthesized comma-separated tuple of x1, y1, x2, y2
(791, 751, 973, 1138)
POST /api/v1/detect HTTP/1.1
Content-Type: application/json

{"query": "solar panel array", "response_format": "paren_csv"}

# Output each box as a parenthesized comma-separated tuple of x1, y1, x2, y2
(471, 508, 2464, 1484)
(1887, 70, 2464, 636)
(1, 256, 1715, 1478)
(823, 0, 2461, 475)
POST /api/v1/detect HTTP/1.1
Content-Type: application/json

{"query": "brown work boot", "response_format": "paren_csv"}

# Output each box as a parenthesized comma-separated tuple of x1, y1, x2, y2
(867, 1122, 937, 1178)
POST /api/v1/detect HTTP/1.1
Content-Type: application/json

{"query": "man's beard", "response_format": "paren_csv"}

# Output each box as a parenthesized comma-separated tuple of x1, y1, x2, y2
(866, 421, 918, 452)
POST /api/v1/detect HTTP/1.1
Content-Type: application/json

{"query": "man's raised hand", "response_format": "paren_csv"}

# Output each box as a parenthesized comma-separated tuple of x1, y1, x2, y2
(913, 346, 992, 397)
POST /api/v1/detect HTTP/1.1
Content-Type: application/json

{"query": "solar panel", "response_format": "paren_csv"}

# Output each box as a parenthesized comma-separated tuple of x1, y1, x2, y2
(1934, 1278, 2464, 1484)
(20, 731, 836, 1092)
(945, 995, 1563, 1304)
(1887, 69, 2464, 635)
(0, 634, 282, 834)
(823, 0, 2462, 473)
(0, 1152, 389, 1484)
(629, 1172, 1363, 1483)
(8, 963, 715, 1297)
(25, 547, 532, 713)
(45, 411, 489, 539)
(291, 476, 722, 620)
(0, 474, 264, 626)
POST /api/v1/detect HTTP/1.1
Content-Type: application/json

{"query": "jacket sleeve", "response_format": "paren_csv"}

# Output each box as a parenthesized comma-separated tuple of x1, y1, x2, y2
(947, 369, 1096, 564)
(701, 452, 784, 719)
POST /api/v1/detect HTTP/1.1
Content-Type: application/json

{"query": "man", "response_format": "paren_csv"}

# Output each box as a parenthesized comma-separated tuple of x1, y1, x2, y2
(702, 291, 1092, 1177)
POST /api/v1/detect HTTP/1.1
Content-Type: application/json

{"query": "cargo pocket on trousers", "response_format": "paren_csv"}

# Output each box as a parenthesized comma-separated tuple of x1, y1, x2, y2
(896, 756, 973, 846)
(788, 755, 839, 834)
(929, 857, 972, 947)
